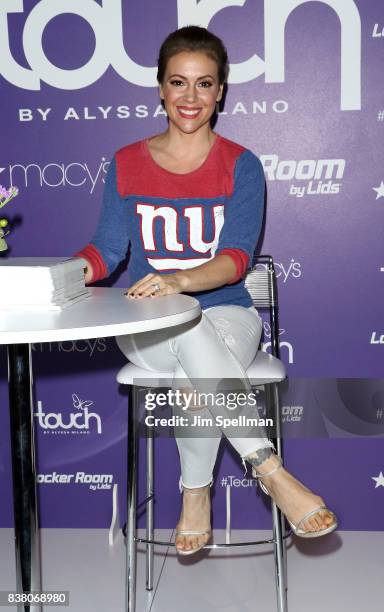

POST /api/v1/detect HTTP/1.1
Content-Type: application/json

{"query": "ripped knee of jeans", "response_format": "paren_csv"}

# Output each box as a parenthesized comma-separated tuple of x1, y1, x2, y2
(214, 317, 236, 347)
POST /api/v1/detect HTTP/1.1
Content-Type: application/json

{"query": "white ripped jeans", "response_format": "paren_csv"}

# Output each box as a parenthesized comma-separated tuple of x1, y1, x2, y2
(116, 304, 276, 488)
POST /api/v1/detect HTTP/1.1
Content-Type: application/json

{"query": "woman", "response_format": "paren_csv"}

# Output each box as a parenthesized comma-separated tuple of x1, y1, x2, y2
(76, 26, 337, 555)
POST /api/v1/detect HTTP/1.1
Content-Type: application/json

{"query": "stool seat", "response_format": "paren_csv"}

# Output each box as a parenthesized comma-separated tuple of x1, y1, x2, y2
(116, 349, 286, 386)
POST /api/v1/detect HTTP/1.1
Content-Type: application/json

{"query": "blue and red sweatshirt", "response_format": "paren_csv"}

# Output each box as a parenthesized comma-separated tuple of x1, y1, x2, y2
(76, 134, 265, 310)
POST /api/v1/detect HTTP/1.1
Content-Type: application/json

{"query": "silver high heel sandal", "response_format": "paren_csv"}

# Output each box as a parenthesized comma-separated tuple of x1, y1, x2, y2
(175, 484, 212, 556)
(251, 455, 338, 539)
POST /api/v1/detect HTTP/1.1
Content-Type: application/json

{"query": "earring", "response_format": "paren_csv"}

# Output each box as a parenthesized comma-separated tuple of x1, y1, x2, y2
(215, 101, 220, 114)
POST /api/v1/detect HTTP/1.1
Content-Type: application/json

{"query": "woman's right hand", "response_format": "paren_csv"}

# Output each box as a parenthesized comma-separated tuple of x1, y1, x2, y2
(77, 257, 93, 284)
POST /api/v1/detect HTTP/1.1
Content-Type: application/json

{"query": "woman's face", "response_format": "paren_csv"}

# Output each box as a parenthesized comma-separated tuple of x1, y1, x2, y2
(159, 51, 223, 135)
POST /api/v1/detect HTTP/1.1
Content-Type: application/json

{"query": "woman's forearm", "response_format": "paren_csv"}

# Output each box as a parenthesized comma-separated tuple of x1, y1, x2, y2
(172, 254, 237, 293)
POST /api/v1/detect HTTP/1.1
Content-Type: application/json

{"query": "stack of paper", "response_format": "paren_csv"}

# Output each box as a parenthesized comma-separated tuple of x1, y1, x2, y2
(0, 257, 91, 310)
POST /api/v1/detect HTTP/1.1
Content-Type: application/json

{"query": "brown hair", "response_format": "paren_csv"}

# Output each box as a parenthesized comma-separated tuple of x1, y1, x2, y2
(157, 26, 229, 85)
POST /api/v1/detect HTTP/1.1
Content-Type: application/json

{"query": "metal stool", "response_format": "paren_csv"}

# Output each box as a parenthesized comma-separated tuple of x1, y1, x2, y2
(117, 256, 291, 611)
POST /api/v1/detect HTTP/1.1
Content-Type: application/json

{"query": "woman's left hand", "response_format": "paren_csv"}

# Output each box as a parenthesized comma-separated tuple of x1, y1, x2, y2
(125, 272, 185, 299)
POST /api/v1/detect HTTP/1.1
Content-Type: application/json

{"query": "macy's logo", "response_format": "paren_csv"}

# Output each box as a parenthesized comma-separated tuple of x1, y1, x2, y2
(0, 0, 361, 110)
(34, 394, 102, 434)
(0, 158, 109, 195)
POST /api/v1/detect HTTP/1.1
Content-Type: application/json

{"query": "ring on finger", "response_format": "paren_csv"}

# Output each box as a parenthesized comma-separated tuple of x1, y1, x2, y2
(152, 283, 161, 293)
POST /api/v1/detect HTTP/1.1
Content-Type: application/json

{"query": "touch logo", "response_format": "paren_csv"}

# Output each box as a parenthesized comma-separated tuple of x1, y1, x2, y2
(0, 0, 361, 110)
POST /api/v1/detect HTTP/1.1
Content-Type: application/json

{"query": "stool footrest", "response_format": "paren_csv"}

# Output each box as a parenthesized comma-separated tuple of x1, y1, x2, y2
(134, 530, 292, 548)
(137, 494, 155, 510)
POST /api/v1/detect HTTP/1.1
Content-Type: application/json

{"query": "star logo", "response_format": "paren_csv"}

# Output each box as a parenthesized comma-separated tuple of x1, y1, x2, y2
(371, 471, 384, 488)
(373, 181, 384, 199)
(0, 168, 5, 175)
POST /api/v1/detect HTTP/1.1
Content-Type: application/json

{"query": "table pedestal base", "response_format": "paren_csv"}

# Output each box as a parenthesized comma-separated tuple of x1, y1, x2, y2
(7, 344, 42, 612)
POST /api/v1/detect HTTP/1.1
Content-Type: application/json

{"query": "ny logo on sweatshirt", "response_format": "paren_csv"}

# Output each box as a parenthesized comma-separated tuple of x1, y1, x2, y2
(135, 203, 225, 270)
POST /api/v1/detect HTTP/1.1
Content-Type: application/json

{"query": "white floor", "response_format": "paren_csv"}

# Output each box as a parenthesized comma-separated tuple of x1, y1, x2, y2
(0, 528, 382, 611)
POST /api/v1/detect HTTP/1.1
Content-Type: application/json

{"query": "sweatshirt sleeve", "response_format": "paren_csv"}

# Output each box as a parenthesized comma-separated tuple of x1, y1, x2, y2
(75, 156, 130, 282)
(215, 150, 265, 283)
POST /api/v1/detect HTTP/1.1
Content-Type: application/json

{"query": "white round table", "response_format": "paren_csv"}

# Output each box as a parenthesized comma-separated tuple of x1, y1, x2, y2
(0, 288, 201, 612)
(0, 287, 201, 343)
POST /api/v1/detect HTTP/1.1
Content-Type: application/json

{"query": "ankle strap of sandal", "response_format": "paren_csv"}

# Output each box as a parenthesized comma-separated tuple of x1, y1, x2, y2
(249, 453, 283, 478)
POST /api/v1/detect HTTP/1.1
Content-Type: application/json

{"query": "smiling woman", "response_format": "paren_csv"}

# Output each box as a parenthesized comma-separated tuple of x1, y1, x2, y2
(147, 26, 226, 175)
(147, 50, 223, 174)
(75, 25, 338, 558)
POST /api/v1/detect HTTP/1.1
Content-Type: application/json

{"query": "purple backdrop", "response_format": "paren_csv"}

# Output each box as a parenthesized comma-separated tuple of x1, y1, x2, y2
(0, 0, 383, 530)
